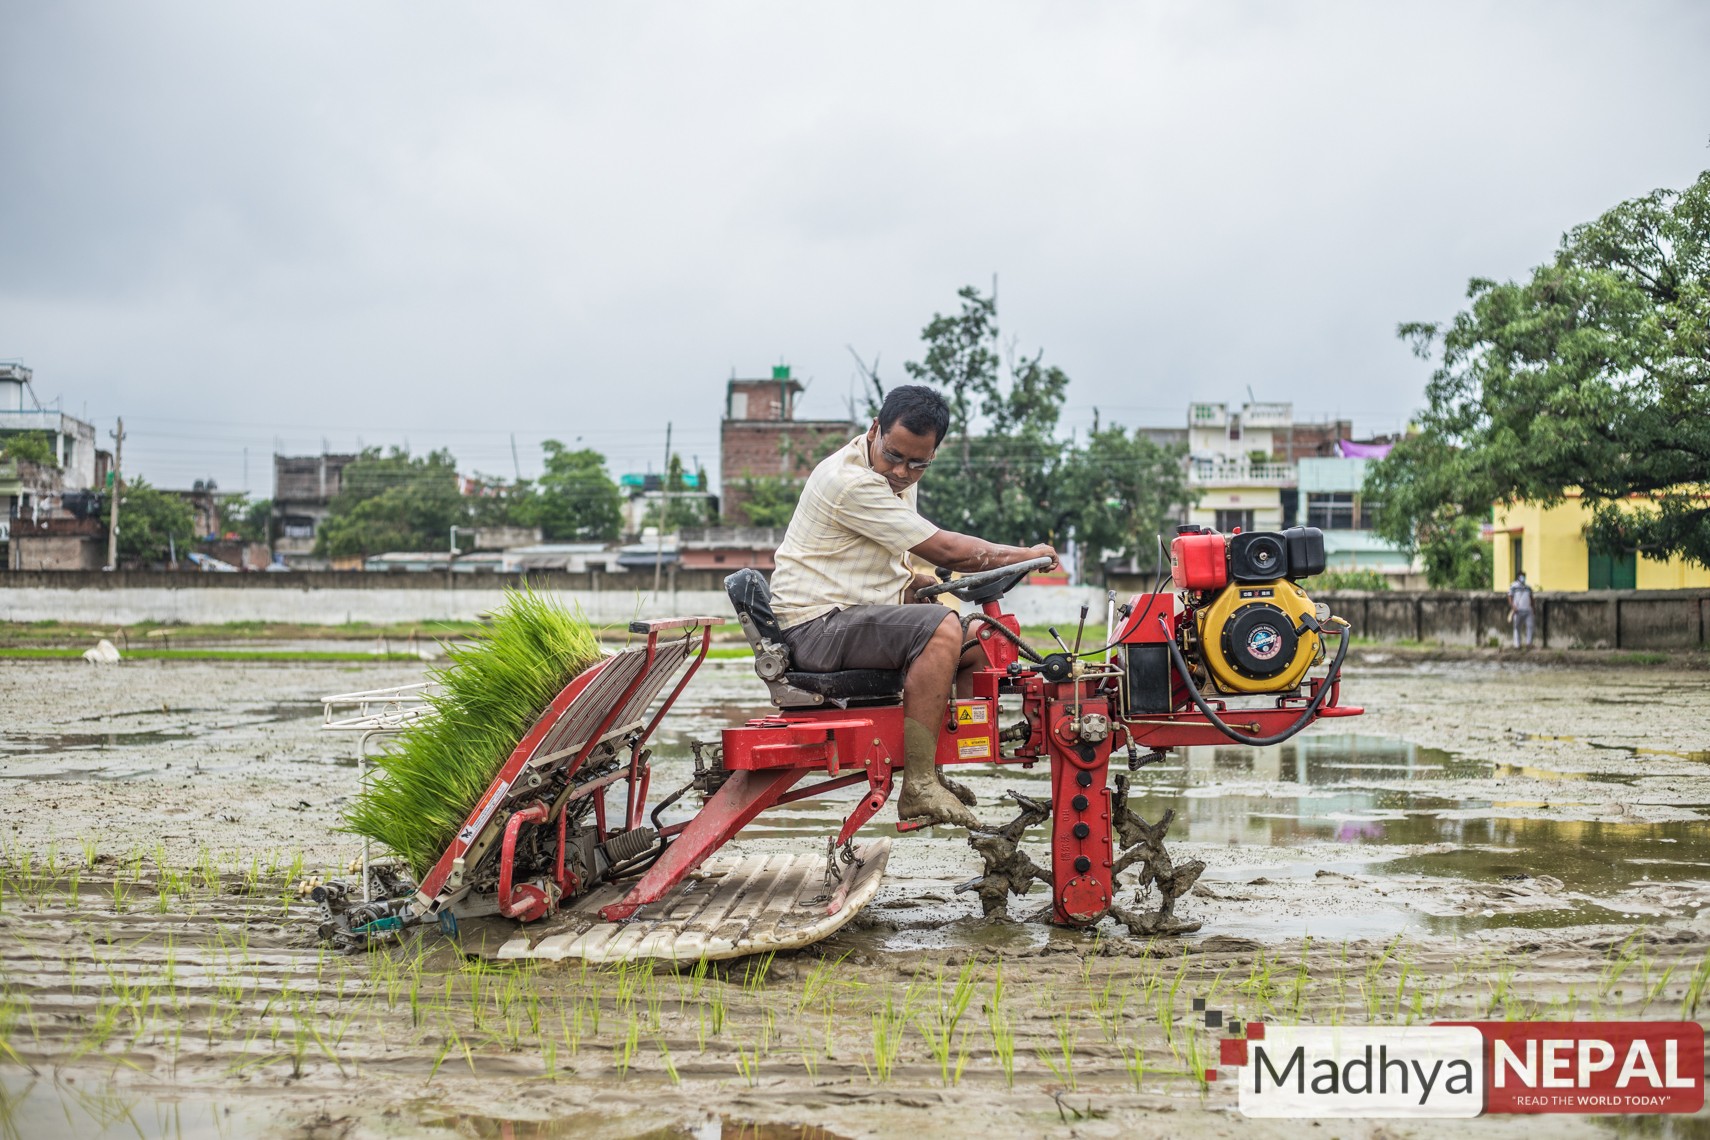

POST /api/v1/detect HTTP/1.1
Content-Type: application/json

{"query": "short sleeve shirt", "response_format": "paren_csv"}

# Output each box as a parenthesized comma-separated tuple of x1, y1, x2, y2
(769, 434, 940, 628)
(1509, 579, 1533, 612)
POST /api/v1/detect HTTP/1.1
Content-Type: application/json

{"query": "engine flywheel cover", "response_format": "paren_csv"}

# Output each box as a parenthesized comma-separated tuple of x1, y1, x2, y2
(1222, 602, 1297, 678)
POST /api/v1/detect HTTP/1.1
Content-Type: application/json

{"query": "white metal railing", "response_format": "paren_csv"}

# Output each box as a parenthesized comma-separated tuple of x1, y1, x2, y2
(321, 682, 437, 901)
(1188, 459, 1296, 486)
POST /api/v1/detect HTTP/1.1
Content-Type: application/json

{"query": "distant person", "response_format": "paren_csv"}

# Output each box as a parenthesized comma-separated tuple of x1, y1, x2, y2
(1508, 571, 1535, 649)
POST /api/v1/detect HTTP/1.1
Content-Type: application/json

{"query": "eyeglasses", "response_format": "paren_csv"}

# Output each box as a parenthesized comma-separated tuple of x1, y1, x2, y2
(878, 435, 933, 472)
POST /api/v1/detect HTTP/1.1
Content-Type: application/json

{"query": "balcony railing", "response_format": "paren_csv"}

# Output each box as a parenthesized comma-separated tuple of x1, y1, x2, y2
(1188, 459, 1296, 486)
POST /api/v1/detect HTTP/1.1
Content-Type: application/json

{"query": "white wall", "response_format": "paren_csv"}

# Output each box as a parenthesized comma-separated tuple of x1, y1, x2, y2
(0, 583, 1117, 629)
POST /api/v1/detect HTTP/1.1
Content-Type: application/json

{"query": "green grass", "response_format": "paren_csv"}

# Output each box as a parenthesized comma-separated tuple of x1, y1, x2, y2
(0, 619, 494, 646)
(0, 647, 427, 662)
(340, 589, 604, 876)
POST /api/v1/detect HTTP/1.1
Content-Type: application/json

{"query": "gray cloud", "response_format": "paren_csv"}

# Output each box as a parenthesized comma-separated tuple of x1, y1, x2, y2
(2, 1, 1706, 491)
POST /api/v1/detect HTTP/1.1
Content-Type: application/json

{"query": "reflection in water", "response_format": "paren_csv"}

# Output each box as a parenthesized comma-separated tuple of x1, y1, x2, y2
(642, 662, 1710, 936)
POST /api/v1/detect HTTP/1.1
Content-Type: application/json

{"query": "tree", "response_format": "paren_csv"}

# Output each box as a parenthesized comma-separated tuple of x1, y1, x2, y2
(1371, 170, 1710, 575)
(515, 442, 622, 542)
(116, 478, 196, 564)
(638, 453, 710, 533)
(1, 431, 58, 468)
(732, 474, 801, 527)
(217, 493, 271, 543)
(317, 448, 466, 558)
(1063, 425, 1193, 570)
(905, 286, 1075, 546)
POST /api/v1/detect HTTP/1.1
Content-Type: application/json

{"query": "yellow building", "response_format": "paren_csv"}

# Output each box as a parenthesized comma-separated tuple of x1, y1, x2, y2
(1490, 491, 1710, 591)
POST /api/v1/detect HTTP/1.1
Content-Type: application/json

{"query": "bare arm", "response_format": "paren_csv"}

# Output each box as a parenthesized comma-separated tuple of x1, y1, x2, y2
(910, 530, 1059, 575)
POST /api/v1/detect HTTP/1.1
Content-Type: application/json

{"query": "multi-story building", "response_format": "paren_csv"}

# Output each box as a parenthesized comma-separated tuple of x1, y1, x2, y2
(2, 363, 111, 570)
(1183, 401, 1296, 532)
(718, 366, 855, 525)
(0, 363, 103, 492)
(271, 452, 357, 567)
(1297, 455, 1415, 581)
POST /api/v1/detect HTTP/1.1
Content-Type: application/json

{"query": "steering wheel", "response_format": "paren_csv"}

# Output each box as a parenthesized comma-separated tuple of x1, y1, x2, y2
(914, 555, 1056, 604)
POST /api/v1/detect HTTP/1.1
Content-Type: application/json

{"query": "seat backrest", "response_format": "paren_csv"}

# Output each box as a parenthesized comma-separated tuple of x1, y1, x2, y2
(724, 568, 785, 642)
(724, 569, 792, 682)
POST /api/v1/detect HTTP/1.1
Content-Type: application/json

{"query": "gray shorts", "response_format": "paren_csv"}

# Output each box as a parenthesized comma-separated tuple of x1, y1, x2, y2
(781, 604, 953, 673)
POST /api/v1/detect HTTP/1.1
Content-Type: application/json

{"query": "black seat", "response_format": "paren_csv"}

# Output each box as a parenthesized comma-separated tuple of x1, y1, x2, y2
(724, 569, 904, 708)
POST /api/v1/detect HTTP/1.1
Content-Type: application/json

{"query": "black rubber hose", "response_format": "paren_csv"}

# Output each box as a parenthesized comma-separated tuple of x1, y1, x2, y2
(1158, 612, 1350, 747)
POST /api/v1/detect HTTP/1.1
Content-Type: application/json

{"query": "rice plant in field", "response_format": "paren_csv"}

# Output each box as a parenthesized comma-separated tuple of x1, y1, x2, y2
(341, 589, 603, 875)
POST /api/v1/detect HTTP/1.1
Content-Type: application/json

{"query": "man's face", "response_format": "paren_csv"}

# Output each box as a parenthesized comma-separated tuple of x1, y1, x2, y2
(867, 419, 937, 494)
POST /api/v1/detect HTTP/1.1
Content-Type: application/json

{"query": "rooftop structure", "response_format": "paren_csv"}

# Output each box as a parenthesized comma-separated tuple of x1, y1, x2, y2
(719, 365, 856, 526)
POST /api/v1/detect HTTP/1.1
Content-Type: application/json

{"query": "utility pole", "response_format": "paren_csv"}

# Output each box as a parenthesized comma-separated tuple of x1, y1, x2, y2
(105, 418, 124, 570)
(653, 422, 672, 595)
(510, 434, 522, 482)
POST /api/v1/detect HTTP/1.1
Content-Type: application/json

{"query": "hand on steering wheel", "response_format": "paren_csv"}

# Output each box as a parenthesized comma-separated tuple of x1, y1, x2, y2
(914, 554, 1057, 602)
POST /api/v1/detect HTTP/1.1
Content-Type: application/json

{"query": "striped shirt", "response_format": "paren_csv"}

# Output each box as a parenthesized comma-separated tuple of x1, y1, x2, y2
(770, 434, 940, 629)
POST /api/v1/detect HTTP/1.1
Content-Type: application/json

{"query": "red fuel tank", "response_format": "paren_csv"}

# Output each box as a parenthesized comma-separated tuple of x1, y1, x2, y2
(1170, 531, 1228, 591)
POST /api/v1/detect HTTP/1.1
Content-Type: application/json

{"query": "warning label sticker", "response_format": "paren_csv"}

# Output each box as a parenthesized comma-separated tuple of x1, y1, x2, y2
(955, 704, 989, 725)
(957, 737, 991, 759)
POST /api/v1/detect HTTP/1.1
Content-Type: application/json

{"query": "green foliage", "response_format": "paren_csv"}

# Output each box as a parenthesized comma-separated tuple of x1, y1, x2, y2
(217, 494, 271, 543)
(341, 590, 603, 876)
(0, 431, 58, 469)
(1063, 426, 1193, 566)
(1371, 170, 1710, 569)
(637, 453, 710, 534)
(515, 441, 622, 542)
(906, 286, 1075, 546)
(1421, 516, 1492, 589)
(316, 448, 465, 558)
(1315, 569, 1393, 592)
(463, 474, 535, 531)
(115, 478, 196, 564)
(732, 474, 801, 528)
(900, 285, 1193, 564)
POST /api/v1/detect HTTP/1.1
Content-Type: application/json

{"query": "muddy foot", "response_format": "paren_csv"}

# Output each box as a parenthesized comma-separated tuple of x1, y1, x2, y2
(939, 773, 978, 806)
(897, 780, 979, 829)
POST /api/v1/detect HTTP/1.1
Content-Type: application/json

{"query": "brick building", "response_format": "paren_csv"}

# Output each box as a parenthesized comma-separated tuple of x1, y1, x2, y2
(718, 366, 855, 525)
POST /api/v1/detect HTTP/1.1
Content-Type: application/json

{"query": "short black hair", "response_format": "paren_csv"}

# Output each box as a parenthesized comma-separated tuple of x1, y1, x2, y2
(877, 385, 951, 446)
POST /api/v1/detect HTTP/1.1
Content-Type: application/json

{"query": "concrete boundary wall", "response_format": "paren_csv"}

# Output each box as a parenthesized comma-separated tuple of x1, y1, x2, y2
(0, 576, 1115, 629)
(1318, 590, 1710, 651)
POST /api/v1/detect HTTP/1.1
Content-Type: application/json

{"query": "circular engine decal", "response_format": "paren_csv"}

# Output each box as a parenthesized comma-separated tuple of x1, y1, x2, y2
(1246, 624, 1282, 661)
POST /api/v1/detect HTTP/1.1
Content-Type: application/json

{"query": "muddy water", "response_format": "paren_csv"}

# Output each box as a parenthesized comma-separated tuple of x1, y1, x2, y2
(636, 662, 1710, 944)
(3, 655, 1709, 1139)
(3, 658, 1707, 945)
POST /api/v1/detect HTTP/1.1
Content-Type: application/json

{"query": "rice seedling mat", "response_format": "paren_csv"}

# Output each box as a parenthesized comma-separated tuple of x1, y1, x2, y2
(477, 838, 891, 963)
(419, 626, 711, 914)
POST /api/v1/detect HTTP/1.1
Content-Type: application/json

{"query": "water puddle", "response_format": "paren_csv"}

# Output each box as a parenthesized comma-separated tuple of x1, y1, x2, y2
(0, 1075, 270, 1139)
(638, 663, 1710, 941)
(0, 1076, 848, 1140)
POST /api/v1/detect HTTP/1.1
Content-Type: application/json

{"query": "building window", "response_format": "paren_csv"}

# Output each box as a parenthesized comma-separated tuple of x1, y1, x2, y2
(1510, 536, 1523, 579)
(1307, 493, 1356, 530)
(1215, 509, 1255, 532)
(1356, 497, 1381, 530)
(281, 516, 316, 539)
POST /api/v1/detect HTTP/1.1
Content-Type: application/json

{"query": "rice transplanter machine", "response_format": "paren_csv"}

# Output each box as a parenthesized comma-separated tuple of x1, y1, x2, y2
(316, 524, 1361, 960)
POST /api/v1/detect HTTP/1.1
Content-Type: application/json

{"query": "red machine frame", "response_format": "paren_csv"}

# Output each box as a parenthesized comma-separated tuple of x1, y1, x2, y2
(588, 590, 1362, 929)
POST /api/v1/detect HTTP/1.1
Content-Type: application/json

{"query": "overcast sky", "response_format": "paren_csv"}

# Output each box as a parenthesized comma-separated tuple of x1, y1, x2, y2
(2, 2, 1706, 495)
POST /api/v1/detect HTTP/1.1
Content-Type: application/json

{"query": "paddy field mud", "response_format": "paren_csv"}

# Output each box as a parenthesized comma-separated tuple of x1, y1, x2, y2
(2, 652, 1708, 1137)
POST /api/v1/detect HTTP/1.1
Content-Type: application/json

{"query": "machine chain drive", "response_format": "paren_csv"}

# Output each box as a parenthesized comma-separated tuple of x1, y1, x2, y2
(1108, 775, 1205, 936)
(955, 790, 1052, 919)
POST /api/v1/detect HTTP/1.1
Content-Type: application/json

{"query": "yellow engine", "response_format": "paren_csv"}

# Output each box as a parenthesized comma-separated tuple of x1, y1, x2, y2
(1195, 578, 1323, 694)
